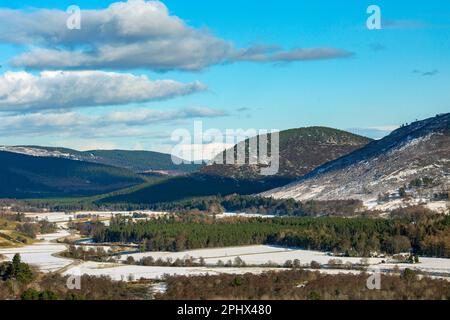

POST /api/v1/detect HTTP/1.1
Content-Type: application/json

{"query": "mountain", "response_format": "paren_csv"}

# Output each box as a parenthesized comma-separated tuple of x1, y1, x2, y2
(263, 113, 450, 205)
(99, 127, 371, 205)
(0, 146, 200, 174)
(0, 151, 145, 198)
(201, 127, 372, 178)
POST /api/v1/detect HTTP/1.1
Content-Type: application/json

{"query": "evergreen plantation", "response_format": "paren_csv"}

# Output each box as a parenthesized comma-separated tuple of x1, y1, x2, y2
(94, 215, 450, 258)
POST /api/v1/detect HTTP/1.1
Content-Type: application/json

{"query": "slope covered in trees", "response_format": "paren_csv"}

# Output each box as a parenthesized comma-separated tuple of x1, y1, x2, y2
(1, 146, 200, 174)
(99, 174, 293, 205)
(0, 151, 145, 198)
(201, 127, 372, 179)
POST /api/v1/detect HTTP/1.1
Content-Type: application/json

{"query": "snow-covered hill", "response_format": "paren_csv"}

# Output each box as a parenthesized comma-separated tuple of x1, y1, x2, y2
(0, 146, 83, 160)
(263, 113, 450, 210)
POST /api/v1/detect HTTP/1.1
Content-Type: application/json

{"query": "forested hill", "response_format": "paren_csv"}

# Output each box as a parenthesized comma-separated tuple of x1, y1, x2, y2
(83, 149, 201, 173)
(0, 151, 145, 198)
(0, 146, 201, 174)
(98, 127, 371, 205)
(201, 127, 372, 179)
(99, 174, 293, 206)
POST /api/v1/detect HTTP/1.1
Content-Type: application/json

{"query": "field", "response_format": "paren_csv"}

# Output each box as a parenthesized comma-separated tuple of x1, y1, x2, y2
(62, 262, 285, 281)
(23, 210, 169, 225)
(119, 245, 450, 276)
(119, 245, 385, 266)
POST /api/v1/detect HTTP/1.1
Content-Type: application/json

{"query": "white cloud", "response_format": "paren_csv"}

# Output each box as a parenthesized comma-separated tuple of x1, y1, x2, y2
(105, 107, 226, 126)
(0, 70, 206, 112)
(0, 107, 227, 137)
(1, 0, 353, 71)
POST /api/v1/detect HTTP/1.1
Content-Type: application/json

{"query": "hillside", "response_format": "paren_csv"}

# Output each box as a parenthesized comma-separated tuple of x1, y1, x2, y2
(201, 127, 372, 179)
(97, 127, 371, 205)
(0, 151, 145, 198)
(0, 146, 200, 174)
(99, 174, 292, 205)
(263, 113, 450, 208)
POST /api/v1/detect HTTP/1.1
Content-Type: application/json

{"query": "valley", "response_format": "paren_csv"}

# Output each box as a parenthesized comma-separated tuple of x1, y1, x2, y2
(1, 113, 449, 300)
(2, 212, 450, 285)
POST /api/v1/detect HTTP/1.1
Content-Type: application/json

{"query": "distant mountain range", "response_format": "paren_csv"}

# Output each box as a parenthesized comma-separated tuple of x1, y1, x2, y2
(201, 127, 372, 178)
(0, 151, 145, 198)
(2, 114, 448, 207)
(263, 113, 450, 204)
(0, 146, 201, 174)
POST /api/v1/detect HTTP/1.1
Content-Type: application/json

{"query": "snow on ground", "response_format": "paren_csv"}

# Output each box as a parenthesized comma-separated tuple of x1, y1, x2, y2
(426, 201, 449, 214)
(380, 257, 450, 275)
(25, 210, 278, 224)
(118, 245, 450, 277)
(215, 212, 275, 219)
(119, 245, 385, 266)
(24, 210, 169, 223)
(74, 245, 116, 252)
(24, 212, 74, 223)
(363, 198, 449, 213)
(0, 229, 72, 272)
(3, 235, 450, 280)
(62, 261, 284, 281)
(119, 245, 288, 262)
(150, 282, 168, 294)
(72, 211, 168, 219)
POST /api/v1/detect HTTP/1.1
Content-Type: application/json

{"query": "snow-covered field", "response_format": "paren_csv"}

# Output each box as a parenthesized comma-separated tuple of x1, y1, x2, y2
(426, 201, 449, 214)
(24, 211, 275, 226)
(0, 230, 72, 272)
(381, 257, 450, 275)
(119, 245, 385, 266)
(24, 210, 169, 223)
(119, 245, 450, 277)
(24, 212, 74, 223)
(364, 198, 449, 213)
(215, 212, 275, 219)
(2, 227, 450, 281)
(62, 261, 284, 281)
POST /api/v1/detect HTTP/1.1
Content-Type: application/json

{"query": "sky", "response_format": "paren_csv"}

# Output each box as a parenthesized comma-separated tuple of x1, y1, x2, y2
(0, 0, 448, 160)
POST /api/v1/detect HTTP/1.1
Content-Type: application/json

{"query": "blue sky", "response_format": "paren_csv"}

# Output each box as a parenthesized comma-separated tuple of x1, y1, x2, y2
(0, 0, 448, 157)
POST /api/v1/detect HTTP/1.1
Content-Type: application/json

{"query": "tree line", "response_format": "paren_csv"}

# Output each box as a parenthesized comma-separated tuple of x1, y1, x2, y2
(17, 194, 365, 217)
(158, 269, 450, 300)
(130, 194, 365, 217)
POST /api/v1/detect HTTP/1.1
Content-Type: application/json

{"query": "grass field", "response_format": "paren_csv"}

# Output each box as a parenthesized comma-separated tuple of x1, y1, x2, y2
(0, 218, 38, 247)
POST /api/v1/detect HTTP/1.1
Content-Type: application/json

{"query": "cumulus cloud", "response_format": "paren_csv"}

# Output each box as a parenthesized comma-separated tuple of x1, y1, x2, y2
(0, 70, 206, 112)
(1, 0, 353, 71)
(0, 107, 227, 137)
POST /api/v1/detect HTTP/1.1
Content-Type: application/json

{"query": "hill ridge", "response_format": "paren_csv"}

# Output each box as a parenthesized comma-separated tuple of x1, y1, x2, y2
(263, 113, 450, 205)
